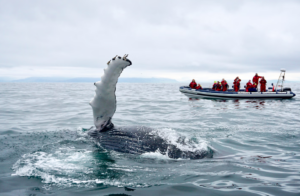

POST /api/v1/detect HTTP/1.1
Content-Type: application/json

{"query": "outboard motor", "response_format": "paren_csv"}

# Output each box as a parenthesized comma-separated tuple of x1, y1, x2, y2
(282, 87, 292, 92)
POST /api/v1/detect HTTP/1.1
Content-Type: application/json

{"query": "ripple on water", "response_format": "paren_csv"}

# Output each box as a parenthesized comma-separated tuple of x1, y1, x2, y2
(0, 83, 299, 195)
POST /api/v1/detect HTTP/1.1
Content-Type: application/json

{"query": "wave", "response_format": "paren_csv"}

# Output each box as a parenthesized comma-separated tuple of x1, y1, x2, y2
(11, 127, 213, 188)
(152, 127, 211, 153)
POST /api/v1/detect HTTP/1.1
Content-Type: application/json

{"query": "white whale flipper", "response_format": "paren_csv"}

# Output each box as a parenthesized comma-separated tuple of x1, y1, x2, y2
(89, 54, 131, 131)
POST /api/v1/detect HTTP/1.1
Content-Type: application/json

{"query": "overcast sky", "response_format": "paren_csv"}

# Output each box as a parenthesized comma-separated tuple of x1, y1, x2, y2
(0, 0, 300, 81)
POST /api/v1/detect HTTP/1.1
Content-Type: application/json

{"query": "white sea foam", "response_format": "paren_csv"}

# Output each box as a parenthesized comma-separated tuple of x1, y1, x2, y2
(151, 128, 209, 152)
(12, 146, 95, 186)
(11, 145, 148, 188)
(141, 149, 171, 160)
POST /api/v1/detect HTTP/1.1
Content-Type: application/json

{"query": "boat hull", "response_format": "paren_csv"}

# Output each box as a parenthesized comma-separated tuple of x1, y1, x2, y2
(179, 87, 296, 99)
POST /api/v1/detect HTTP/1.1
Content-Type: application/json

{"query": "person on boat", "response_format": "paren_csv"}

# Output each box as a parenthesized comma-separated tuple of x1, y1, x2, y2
(216, 81, 222, 91)
(237, 77, 241, 91)
(234, 77, 241, 92)
(221, 79, 228, 91)
(212, 81, 217, 90)
(195, 84, 202, 90)
(246, 80, 253, 92)
(233, 77, 238, 91)
(260, 77, 267, 92)
(233, 78, 237, 91)
(189, 79, 197, 89)
(253, 83, 257, 89)
(253, 73, 262, 85)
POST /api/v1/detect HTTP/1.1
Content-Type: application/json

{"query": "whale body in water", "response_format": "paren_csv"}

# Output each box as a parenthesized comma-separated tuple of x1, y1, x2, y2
(88, 55, 212, 159)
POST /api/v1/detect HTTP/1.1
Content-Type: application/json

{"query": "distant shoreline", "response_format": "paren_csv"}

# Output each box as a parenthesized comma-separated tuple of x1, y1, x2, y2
(0, 77, 179, 83)
(0, 77, 299, 84)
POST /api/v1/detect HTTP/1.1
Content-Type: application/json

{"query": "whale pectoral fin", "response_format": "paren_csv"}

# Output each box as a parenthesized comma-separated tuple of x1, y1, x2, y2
(91, 55, 131, 130)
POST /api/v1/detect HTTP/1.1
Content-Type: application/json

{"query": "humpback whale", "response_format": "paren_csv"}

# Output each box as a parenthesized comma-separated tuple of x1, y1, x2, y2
(88, 55, 212, 159)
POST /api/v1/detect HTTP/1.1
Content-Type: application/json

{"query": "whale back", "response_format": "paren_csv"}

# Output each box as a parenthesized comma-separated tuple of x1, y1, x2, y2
(89, 55, 131, 131)
(88, 126, 212, 159)
(88, 126, 167, 154)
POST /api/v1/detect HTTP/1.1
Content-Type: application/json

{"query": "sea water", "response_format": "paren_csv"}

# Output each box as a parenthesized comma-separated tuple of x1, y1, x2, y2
(0, 82, 299, 196)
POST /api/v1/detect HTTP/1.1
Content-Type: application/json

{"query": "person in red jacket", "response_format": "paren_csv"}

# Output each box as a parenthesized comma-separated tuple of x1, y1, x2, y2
(195, 84, 202, 90)
(189, 79, 197, 89)
(234, 77, 241, 92)
(253, 73, 262, 86)
(212, 81, 217, 90)
(216, 81, 222, 91)
(233, 77, 237, 91)
(260, 77, 267, 92)
(221, 79, 228, 91)
(253, 83, 257, 89)
(246, 80, 253, 92)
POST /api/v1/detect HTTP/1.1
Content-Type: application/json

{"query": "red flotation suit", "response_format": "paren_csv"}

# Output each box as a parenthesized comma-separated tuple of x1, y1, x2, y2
(233, 78, 237, 91)
(221, 80, 228, 91)
(253, 74, 262, 85)
(246, 81, 253, 92)
(234, 78, 241, 92)
(260, 78, 267, 92)
(189, 81, 197, 89)
(216, 83, 222, 91)
(196, 84, 202, 90)
(212, 82, 217, 90)
(253, 83, 257, 89)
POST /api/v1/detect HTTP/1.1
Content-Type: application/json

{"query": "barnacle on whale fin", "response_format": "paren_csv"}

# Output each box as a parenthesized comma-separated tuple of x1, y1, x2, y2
(123, 54, 128, 60)
(112, 55, 117, 60)
(90, 54, 131, 131)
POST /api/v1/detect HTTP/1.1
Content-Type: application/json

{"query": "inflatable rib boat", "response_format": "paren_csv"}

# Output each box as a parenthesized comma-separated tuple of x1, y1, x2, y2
(180, 69, 296, 99)
(179, 87, 295, 99)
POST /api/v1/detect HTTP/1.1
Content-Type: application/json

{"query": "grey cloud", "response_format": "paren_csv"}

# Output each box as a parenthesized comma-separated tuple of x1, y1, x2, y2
(0, 0, 300, 79)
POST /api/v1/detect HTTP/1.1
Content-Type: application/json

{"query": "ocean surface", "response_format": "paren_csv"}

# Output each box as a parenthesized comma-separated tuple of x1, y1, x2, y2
(0, 82, 299, 196)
